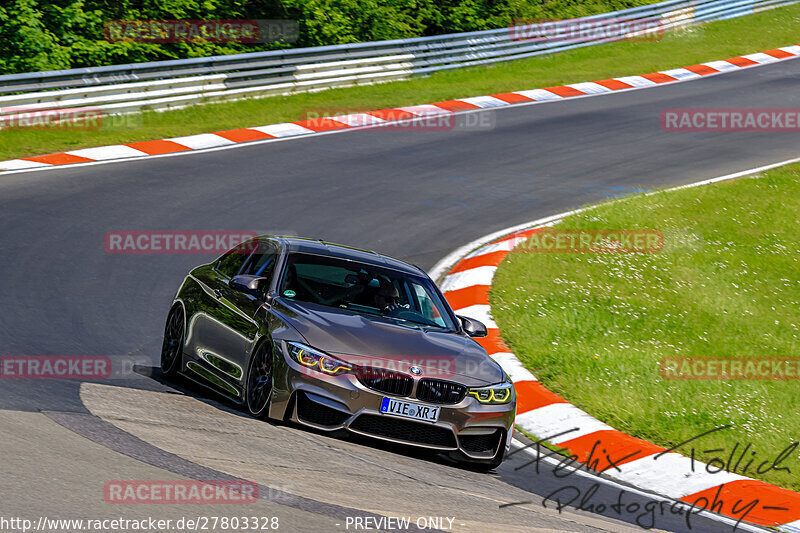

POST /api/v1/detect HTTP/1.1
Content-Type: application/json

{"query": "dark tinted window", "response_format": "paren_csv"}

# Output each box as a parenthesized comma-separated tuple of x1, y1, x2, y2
(215, 238, 257, 278)
(240, 240, 279, 281)
(278, 252, 455, 330)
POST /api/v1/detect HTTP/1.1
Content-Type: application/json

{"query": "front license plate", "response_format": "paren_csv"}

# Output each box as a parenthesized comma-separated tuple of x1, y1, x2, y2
(380, 398, 440, 422)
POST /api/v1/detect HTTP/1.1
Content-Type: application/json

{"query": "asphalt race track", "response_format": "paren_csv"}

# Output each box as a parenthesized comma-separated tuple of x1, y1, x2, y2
(1, 56, 799, 532)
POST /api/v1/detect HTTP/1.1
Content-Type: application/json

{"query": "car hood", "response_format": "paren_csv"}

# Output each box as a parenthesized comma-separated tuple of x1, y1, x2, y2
(272, 299, 504, 386)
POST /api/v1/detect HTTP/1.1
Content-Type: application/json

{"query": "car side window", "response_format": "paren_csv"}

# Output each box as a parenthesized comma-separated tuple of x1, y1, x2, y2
(412, 283, 445, 326)
(240, 241, 279, 282)
(215, 238, 257, 278)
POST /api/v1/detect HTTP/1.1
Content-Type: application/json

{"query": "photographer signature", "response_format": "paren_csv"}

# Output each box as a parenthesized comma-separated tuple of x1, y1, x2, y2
(501, 425, 796, 530)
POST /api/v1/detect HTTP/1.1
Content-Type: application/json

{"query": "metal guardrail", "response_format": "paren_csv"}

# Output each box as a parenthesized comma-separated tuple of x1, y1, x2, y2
(0, 0, 794, 118)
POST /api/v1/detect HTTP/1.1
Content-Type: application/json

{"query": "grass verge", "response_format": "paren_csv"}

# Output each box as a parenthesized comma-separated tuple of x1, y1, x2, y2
(2, 3, 800, 162)
(492, 163, 800, 492)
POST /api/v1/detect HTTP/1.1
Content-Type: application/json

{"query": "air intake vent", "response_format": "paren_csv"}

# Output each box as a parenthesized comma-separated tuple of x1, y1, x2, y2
(350, 414, 457, 448)
(296, 392, 350, 427)
(459, 430, 503, 455)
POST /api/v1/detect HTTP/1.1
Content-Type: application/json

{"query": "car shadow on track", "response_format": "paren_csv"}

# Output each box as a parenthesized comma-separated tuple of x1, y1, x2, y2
(137, 363, 477, 471)
(133, 364, 763, 533)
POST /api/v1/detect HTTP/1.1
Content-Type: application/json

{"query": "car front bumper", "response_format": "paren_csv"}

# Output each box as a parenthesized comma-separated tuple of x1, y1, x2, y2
(275, 356, 516, 461)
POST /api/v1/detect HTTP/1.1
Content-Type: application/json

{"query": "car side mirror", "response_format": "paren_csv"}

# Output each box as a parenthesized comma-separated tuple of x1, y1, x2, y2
(458, 315, 488, 338)
(230, 275, 269, 295)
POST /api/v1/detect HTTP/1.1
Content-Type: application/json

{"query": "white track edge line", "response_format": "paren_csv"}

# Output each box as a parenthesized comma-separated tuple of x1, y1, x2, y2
(435, 157, 800, 531)
(429, 155, 800, 282)
(2, 51, 798, 177)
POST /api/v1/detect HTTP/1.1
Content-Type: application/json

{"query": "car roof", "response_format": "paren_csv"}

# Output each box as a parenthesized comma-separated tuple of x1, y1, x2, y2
(270, 236, 425, 276)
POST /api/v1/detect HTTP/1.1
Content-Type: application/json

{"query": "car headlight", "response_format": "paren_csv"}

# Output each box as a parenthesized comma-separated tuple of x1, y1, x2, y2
(468, 382, 514, 404)
(286, 342, 352, 376)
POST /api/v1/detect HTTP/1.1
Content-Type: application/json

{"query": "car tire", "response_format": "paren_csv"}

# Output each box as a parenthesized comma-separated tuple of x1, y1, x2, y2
(245, 341, 273, 419)
(160, 305, 185, 378)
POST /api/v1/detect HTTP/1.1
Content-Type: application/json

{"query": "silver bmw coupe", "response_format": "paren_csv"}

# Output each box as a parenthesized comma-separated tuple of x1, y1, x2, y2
(161, 236, 516, 469)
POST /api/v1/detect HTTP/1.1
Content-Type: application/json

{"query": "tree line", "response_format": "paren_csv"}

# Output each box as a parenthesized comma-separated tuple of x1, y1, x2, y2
(0, 0, 657, 75)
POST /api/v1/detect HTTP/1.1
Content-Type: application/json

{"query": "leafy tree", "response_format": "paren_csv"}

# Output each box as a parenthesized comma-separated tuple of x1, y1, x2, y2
(0, 0, 660, 74)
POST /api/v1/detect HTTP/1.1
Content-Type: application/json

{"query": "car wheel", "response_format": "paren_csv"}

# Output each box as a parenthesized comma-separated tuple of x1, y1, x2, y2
(160, 305, 184, 378)
(245, 341, 273, 418)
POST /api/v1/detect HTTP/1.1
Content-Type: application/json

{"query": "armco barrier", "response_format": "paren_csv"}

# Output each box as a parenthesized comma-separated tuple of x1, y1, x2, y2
(2, 42, 798, 171)
(0, 0, 796, 119)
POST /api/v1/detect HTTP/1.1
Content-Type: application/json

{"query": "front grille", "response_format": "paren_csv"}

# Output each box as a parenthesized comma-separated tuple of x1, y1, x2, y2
(415, 379, 467, 404)
(349, 414, 457, 448)
(460, 430, 503, 455)
(356, 367, 413, 397)
(296, 392, 350, 427)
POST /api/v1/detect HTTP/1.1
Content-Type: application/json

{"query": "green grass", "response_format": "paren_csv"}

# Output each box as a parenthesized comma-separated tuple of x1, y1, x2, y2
(2, 3, 800, 162)
(493, 165, 800, 492)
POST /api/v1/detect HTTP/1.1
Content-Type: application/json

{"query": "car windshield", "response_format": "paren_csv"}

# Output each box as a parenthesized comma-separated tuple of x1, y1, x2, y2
(278, 252, 456, 331)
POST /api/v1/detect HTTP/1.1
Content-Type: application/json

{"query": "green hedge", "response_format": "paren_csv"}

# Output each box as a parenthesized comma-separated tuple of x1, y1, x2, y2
(0, 0, 663, 75)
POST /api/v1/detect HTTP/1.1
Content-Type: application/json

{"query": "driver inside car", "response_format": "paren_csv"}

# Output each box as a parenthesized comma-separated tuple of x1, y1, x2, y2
(374, 281, 405, 313)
